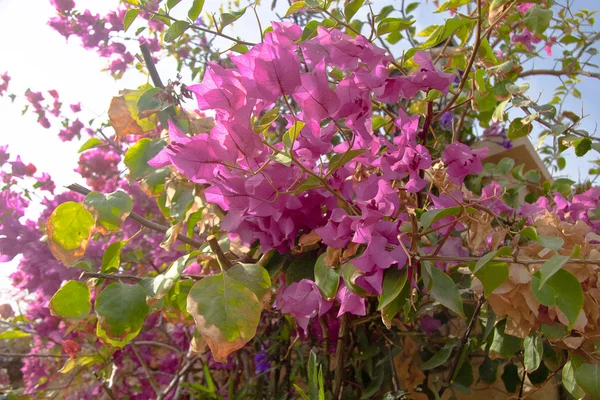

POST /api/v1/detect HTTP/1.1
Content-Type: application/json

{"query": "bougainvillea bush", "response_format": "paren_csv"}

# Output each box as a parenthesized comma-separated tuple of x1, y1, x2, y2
(2, 0, 600, 398)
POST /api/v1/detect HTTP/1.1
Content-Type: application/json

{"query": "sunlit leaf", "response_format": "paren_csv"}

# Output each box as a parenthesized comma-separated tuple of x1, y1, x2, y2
(47, 202, 96, 266)
(186, 273, 261, 362)
(50, 280, 91, 320)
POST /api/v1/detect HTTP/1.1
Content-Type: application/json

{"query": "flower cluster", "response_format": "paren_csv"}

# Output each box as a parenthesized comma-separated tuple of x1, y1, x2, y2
(151, 22, 489, 323)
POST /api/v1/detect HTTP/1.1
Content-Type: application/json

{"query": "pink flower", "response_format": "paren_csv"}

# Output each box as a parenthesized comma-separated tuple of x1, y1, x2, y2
(292, 61, 340, 121)
(336, 283, 366, 317)
(187, 63, 247, 118)
(69, 103, 81, 113)
(274, 279, 333, 331)
(50, 0, 75, 12)
(516, 2, 535, 13)
(442, 143, 488, 184)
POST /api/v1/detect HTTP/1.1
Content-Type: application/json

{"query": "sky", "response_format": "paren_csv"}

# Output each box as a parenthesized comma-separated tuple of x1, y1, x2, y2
(0, 0, 599, 301)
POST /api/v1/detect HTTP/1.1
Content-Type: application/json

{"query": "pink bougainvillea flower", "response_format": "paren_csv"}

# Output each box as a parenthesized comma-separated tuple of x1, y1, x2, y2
(292, 60, 340, 121)
(516, 2, 535, 13)
(336, 283, 366, 317)
(442, 143, 488, 184)
(395, 51, 456, 98)
(274, 279, 333, 331)
(148, 121, 235, 183)
(511, 28, 541, 52)
(187, 63, 247, 117)
(479, 182, 512, 215)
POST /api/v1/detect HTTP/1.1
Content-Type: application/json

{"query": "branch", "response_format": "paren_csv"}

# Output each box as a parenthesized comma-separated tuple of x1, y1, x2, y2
(67, 183, 205, 248)
(438, 295, 485, 397)
(435, 0, 483, 121)
(131, 342, 161, 397)
(419, 255, 600, 265)
(333, 314, 349, 399)
(140, 43, 165, 89)
(157, 355, 200, 400)
(207, 235, 233, 270)
(519, 69, 600, 80)
(0, 352, 69, 359)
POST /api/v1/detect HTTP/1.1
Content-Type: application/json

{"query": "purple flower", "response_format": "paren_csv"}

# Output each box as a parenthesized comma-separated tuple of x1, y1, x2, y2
(440, 111, 454, 131)
(254, 351, 270, 374)
(442, 143, 488, 185)
(274, 279, 333, 332)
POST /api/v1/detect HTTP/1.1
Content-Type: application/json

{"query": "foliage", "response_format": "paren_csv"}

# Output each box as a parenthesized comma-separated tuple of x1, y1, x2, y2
(1, 0, 600, 398)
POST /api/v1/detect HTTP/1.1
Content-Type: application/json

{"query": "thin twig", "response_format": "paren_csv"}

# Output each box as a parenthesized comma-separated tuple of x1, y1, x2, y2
(0, 352, 69, 359)
(438, 295, 485, 397)
(435, 0, 483, 120)
(207, 235, 233, 270)
(333, 314, 349, 399)
(131, 342, 161, 396)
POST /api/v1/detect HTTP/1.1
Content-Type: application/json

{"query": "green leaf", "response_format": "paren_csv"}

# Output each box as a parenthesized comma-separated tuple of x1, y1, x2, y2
(541, 322, 567, 339)
(227, 263, 272, 302)
(436, 0, 470, 12)
(165, 21, 190, 42)
(286, 253, 316, 285)
(283, 121, 305, 148)
(0, 330, 31, 340)
(479, 357, 499, 384)
(491, 320, 523, 358)
(123, 9, 140, 32)
(470, 261, 508, 297)
(506, 82, 530, 95)
(186, 273, 261, 362)
(124, 138, 166, 180)
(344, 0, 363, 21)
(563, 361, 586, 399)
(220, 8, 246, 31)
(50, 280, 91, 320)
(405, 2, 419, 13)
(538, 254, 570, 288)
(473, 246, 510, 273)
(141, 253, 197, 300)
(381, 281, 409, 329)
(507, 117, 533, 140)
(523, 333, 544, 372)
(268, 151, 292, 167)
(95, 282, 149, 347)
(78, 137, 104, 153)
(59, 355, 103, 374)
(137, 87, 173, 118)
(257, 107, 280, 129)
(498, 157, 515, 175)
(574, 363, 600, 397)
(573, 137, 592, 157)
(492, 99, 510, 123)
(327, 148, 367, 175)
(314, 253, 340, 300)
(501, 363, 520, 393)
(47, 202, 96, 266)
(378, 267, 408, 310)
(285, 1, 307, 17)
(376, 18, 414, 37)
(294, 176, 321, 193)
(83, 190, 133, 234)
(421, 206, 474, 230)
(420, 16, 473, 49)
(531, 269, 583, 329)
(167, 0, 182, 9)
(524, 6, 553, 35)
(169, 184, 195, 222)
(188, 0, 205, 21)
(299, 20, 320, 42)
(421, 340, 458, 370)
(423, 262, 464, 317)
(341, 262, 368, 296)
